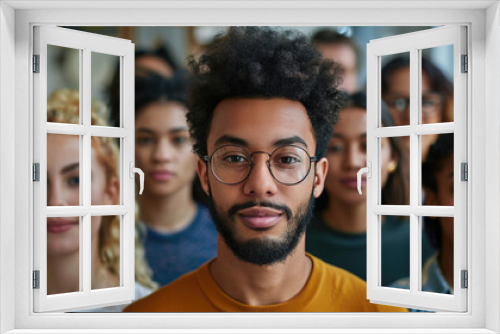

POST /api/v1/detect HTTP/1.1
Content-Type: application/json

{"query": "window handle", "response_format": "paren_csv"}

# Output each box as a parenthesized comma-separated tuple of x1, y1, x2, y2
(129, 162, 144, 195)
(357, 162, 371, 195)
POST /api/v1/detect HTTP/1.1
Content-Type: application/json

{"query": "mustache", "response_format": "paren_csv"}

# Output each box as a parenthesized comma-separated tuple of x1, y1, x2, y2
(228, 201, 292, 220)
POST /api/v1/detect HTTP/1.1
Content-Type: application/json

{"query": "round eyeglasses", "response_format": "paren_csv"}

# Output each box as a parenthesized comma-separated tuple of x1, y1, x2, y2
(202, 145, 319, 186)
(385, 92, 444, 119)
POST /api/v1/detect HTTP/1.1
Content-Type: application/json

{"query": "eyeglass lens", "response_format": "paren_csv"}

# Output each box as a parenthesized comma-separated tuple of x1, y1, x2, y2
(210, 145, 311, 185)
(386, 93, 443, 123)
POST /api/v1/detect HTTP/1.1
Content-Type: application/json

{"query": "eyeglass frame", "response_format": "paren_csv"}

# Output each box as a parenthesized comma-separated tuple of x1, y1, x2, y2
(384, 92, 444, 116)
(202, 144, 319, 186)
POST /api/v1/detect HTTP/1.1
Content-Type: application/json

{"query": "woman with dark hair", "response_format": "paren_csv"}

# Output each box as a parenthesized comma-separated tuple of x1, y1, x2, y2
(306, 91, 434, 286)
(391, 134, 454, 303)
(109, 44, 181, 127)
(381, 56, 453, 159)
(135, 45, 180, 78)
(134, 71, 217, 287)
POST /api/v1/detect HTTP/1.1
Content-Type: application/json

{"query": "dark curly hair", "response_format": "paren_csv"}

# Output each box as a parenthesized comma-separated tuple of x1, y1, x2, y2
(422, 133, 454, 252)
(186, 26, 344, 158)
(135, 69, 190, 114)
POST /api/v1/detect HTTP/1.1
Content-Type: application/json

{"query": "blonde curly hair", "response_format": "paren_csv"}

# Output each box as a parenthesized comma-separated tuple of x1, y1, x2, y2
(47, 89, 158, 290)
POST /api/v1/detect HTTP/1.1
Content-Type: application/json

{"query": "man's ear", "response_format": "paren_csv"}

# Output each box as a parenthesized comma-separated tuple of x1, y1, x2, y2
(197, 157, 210, 196)
(312, 157, 328, 199)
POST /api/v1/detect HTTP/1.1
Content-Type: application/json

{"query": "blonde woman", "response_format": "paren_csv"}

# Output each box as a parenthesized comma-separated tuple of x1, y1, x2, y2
(46, 89, 157, 312)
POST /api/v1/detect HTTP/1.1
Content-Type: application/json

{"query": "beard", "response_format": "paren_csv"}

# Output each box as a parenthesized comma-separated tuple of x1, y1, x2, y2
(207, 189, 315, 266)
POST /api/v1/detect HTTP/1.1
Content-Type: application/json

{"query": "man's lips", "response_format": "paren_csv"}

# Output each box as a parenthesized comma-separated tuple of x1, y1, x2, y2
(237, 207, 283, 229)
(47, 219, 78, 233)
(150, 171, 174, 181)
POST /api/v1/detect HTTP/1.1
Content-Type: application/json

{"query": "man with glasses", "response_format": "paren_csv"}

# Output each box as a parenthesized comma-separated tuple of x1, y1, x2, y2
(124, 27, 406, 312)
(381, 56, 453, 159)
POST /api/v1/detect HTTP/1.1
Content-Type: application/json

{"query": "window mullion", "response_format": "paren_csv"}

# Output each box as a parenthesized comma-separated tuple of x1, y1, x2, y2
(82, 47, 92, 295)
(409, 47, 420, 295)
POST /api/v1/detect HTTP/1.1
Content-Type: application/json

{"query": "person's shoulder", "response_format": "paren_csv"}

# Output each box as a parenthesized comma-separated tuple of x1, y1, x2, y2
(313, 254, 362, 279)
(310, 255, 407, 312)
(124, 269, 201, 312)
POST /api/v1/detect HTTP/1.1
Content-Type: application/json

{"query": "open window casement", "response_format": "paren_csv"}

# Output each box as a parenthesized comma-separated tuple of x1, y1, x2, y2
(33, 26, 137, 312)
(365, 25, 467, 312)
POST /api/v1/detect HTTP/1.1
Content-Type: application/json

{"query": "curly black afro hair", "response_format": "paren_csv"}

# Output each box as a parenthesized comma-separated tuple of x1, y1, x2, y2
(186, 26, 344, 158)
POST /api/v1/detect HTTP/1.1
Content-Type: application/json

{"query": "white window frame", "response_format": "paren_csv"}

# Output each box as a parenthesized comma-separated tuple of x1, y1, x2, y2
(366, 26, 468, 312)
(1, 1, 499, 333)
(33, 25, 136, 312)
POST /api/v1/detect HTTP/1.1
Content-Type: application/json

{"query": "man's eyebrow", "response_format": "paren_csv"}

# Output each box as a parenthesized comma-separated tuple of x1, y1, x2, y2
(214, 135, 249, 147)
(273, 136, 308, 148)
(61, 162, 79, 174)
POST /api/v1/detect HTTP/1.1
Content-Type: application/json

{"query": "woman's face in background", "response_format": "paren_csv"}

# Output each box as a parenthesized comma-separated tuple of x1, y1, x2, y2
(425, 154, 455, 246)
(46, 134, 117, 256)
(325, 108, 395, 204)
(383, 67, 444, 159)
(135, 101, 198, 197)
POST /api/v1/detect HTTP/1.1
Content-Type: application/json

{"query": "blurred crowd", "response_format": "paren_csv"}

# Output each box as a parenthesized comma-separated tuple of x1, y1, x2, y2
(45, 26, 455, 312)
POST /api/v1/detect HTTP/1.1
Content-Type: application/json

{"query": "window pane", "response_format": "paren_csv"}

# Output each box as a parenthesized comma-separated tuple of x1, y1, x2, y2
(47, 216, 81, 295)
(421, 133, 454, 206)
(47, 134, 81, 206)
(92, 52, 120, 127)
(380, 136, 410, 206)
(91, 136, 121, 205)
(91, 215, 121, 290)
(421, 216, 454, 295)
(381, 215, 410, 288)
(47, 45, 80, 124)
(420, 44, 454, 125)
(381, 52, 410, 127)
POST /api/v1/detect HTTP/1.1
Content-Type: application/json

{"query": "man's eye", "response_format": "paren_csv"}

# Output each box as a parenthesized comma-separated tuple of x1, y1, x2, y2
(223, 155, 248, 163)
(278, 156, 300, 164)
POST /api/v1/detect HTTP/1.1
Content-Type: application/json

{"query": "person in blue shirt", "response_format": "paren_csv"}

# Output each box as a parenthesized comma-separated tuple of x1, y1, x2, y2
(134, 70, 217, 287)
(391, 134, 454, 311)
(306, 91, 435, 286)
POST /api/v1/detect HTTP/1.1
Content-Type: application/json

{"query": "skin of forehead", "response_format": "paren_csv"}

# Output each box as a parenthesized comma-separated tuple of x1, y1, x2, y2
(386, 68, 431, 96)
(208, 98, 317, 154)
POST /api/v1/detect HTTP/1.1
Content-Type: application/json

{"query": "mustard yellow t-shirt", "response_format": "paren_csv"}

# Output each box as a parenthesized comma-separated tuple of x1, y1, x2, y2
(123, 254, 406, 312)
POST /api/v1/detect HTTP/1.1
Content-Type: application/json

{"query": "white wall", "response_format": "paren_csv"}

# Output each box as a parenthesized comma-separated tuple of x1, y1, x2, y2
(0, 2, 16, 333)
(485, 2, 500, 333)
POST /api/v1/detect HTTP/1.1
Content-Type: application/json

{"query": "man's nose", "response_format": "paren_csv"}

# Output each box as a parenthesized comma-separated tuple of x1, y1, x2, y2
(242, 154, 278, 197)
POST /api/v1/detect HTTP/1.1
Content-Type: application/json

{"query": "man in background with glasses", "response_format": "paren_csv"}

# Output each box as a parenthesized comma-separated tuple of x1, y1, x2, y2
(124, 27, 406, 312)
